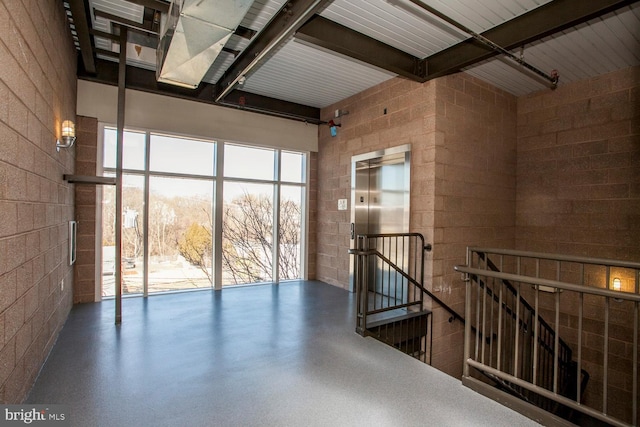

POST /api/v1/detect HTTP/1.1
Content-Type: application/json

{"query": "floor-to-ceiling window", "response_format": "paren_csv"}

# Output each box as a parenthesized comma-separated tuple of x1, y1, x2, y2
(100, 126, 307, 297)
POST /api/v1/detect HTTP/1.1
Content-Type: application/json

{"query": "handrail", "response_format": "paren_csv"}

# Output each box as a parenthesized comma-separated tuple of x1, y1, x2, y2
(466, 360, 629, 427)
(456, 266, 640, 302)
(351, 247, 465, 324)
(475, 252, 574, 360)
(468, 247, 640, 270)
(350, 232, 467, 366)
(459, 250, 640, 427)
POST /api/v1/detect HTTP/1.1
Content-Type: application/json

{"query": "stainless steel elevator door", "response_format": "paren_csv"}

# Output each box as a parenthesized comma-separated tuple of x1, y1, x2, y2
(350, 145, 411, 293)
(354, 156, 406, 236)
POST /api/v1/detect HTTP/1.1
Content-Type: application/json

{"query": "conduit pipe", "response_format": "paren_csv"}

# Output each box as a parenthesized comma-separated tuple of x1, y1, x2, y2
(404, 0, 559, 88)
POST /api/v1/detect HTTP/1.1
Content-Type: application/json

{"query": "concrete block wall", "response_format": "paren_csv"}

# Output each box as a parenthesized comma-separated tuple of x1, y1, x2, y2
(317, 77, 435, 288)
(430, 74, 517, 376)
(73, 116, 98, 303)
(516, 66, 640, 425)
(516, 66, 639, 260)
(0, 0, 77, 402)
(317, 73, 518, 377)
(307, 152, 318, 280)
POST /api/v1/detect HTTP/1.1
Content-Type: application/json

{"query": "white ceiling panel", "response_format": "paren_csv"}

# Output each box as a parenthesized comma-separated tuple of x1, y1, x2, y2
(202, 0, 288, 84)
(203, 50, 240, 84)
(241, 0, 288, 30)
(321, 0, 464, 57)
(321, 0, 553, 58)
(90, 0, 144, 52)
(92, 0, 144, 23)
(464, 3, 640, 96)
(78, 0, 640, 118)
(241, 40, 395, 108)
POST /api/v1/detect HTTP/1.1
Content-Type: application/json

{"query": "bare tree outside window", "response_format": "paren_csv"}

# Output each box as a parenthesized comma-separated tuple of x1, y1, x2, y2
(171, 191, 301, 286)
(101, 130, 305, 295)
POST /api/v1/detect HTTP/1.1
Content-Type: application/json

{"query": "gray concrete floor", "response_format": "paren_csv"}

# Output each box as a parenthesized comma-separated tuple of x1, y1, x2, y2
(27, 281, 541, 427)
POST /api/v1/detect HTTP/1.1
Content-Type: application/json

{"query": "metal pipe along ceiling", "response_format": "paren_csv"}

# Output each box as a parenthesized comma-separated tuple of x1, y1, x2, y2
(402, 0, 560, 88)
(156, 0, 254, 89)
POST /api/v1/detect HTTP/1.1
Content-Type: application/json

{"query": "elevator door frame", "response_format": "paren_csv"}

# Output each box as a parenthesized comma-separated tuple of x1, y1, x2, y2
(349, 144, 411, 293)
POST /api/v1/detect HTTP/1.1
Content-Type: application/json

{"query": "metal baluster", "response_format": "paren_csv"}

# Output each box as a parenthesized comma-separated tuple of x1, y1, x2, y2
(489, 276, 495, 368)
(475, 268, 481, 361)
(533, 283, 539, 387)
(554, 288, 560, 394)
(361, 237, 369, 331)
(381, 237, 386, 308)
(481, 255, 489, 365)
(577, 264, 584, 405)
(497, 255, 504, 371)
(512, 257, 522, 378)
(604, 266, 610, 415)
(463, 247, 472, 378)
(633, 269, 639, 426)
(515, 278, 522, 379)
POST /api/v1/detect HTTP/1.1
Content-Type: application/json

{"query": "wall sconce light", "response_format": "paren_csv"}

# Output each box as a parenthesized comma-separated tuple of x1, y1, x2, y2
(612, 277, 621, 291)
(56, 120, 76, 152)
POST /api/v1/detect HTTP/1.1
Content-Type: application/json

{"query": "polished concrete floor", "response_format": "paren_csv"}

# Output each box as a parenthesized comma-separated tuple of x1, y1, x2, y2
(27, 281, 541, 427)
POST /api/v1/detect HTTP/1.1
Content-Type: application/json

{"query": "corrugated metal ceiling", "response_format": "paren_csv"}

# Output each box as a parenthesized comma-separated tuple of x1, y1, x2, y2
(319, 0, 554, 57)
(80, 0, 640, 112)
(241, 40, 395, 108)
(464, 3, 640, 95)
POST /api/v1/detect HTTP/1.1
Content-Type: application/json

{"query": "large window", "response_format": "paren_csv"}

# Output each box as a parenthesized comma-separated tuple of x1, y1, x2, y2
(100, 127, 307, 297)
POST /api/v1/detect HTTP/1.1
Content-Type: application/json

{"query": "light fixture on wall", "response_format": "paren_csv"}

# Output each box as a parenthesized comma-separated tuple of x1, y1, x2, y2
(612, 277, 622, 291)
(56, 120, 76, 152)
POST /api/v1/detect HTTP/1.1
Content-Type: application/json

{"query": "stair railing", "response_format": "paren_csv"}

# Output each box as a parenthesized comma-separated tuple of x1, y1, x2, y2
(350, 233, 463, 363)
(472, 251, 584, 414)
(456, 247, 640, 427)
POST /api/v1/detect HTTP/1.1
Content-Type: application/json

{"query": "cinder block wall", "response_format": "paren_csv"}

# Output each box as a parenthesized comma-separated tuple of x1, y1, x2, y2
(0, 1, 77, 402)
(307, 152, 318, 280)
(431, 74, 517, 376)
(317, 73, 518, 377)
(516, 66, 640, 424)
(74, 117, 99, 303)
(317, 78, 437, 288)
(516, 66, 639, 260)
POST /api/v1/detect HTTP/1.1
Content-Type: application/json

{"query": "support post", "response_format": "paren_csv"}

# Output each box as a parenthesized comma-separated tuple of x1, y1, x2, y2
(115, 26, 127, 324)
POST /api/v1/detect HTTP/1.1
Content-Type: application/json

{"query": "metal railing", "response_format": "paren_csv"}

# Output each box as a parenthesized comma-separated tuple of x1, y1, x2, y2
(472, 252, 586, 415)
(456, 248, 640, 427)
(350, 233, 428, 362)
(350, 233, 461, 364)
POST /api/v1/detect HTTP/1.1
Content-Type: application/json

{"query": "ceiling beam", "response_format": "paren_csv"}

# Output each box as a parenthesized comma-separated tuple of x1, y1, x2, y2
(94, 9, 157, 34)
(78, 58, 322, 124)
(68, 0, 95, 74)
(425, 0, 638, 79)
(124, 0, 169, 14)
(91, 28, 119, 42)
(213, 0, 334, 102)
(235, 26, 257, 41)
(296, 15, 426, 82)
(219, 90, 322, 122)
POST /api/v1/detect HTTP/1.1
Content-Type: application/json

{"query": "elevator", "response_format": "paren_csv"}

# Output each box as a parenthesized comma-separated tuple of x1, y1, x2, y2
(349, 145, 411, 292)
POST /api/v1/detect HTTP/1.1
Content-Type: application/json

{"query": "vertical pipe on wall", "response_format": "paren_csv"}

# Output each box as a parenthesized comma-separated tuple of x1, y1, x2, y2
(115, 26, 127, 324)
